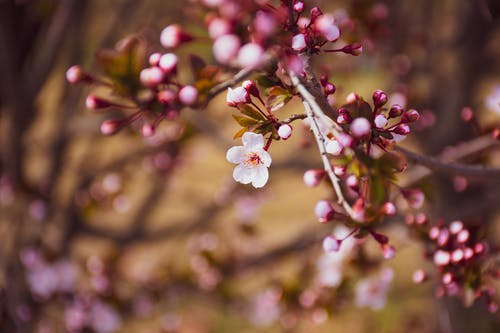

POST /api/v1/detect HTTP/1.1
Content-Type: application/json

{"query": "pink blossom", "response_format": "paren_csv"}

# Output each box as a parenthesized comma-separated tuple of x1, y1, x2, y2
(213, 34, 240, 65)
(178, 85, 198, 106)
(160, 24, 191, 48)
(237, 43, 265, 69)
(226, 132, 272, 188)
(140, 67, 164, 87)
(254, 11, 278, 37)
(303, 169, 326, 187)
(314, 14, 340, 42)
(292, 33, 307, 51)
(158, 53, 178, 73)
(278, 124, 293, 140)
(208, 17, 231, 39)
(350, 117, 372, 138)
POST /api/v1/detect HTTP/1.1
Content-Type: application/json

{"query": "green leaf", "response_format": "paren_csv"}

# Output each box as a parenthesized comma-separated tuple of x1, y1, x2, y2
(232, 115, 260, 127)
(239, 104, 267, 121)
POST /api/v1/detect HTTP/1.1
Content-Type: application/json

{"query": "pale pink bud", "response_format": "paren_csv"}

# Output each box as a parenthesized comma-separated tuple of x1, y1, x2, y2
(208, 17, 231, 39)
(382, 202, 396, 216)
(226, 87, 249, 107)
(213, 34, 240, 65)
(178, 85, 198, 106)
(325, 139, 342, 155)
(237, 43, 265, 69)
(314, 15, 340, 42)
(389, 104, 404, 118)
(160, 24, 192, 48)
(314, 200, 334, 223)
(474, 242, 486, 255)
(442, 272, 453, 285)
(324, 83, 336, 95)
(303, 169, 326, 187)
(149, 53, 162, 66)
(86, 95, 112, 110)
(346, 174, 359, 190)
(402, 188, 424, 209)
(336, 133, 353, 147)
(341, 43, 363, 56)
(412, 269, 426, 283)
(100, 119, 123, 136)
(158, 88, 176, 104)
(141, 123, 155, 137)
(159, 53, 178, 73)
(292, 33, 307, 52)
(372, 89, 388, 108)
(437, 229, 450, 246)
(374, 114, 388, 128)
(322, 235, 341, 253)
(382, 244, 395, 259)
(415, 213, 427, 225)
(278, 124, 292, 140)
(451, 249, 464, 263)
(140, 67, 164, 87)
(350, 117, 371, 138)
(456, 229, 470, 243)
(254, 11, 278, 37)
(464, 247, 475, 259)
(433, 250, 451, 266)
(293, 1, 304, 12)
(333, 165, 345, 176)
(429, 226, 440, 240)
(346, 92, 359, 103)
(66, 65, 91, 84)
(449, 220, 463, 234)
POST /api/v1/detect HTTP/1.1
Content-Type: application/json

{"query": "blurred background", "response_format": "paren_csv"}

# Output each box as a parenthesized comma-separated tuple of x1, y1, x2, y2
(1, 0, 500, 332)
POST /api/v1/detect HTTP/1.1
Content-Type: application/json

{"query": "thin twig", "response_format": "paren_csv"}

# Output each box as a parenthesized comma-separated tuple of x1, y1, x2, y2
(395, 145, 500, 179)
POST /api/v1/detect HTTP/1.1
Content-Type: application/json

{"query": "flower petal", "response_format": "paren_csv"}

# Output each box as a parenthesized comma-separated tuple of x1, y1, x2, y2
(233, 164, 253, 184)
(226, 146, 245, 164)
(251, 165, 269, 188)
(258, 149, 272, 167)
(242, 132, 264, 149)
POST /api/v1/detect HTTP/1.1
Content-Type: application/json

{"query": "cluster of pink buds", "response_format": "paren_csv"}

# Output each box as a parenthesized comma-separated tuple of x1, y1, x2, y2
(407, 216, 499, 312)
(67, 30, 200, 137)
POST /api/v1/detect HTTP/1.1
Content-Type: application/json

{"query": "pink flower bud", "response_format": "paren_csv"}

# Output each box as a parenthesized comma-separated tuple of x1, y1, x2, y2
(336, 133, 353, 147)
(474, 242, 487, 255)
(324, 83, 336, 95)
(402, 188, 424, 209)
(382, 202, 396, 216)
(159, 53, 178, 73)
(178, 85, 198, 106)
(303, 169, 326, 187)
(372, 232, 389, 244)
(401, 109, 420, 123)
(66, 65, 92, 84)
(242, 80, 260, 98)
(293, 1, 304, 12)
(149, 53, 162, 66)
(158, 88, 176, 104)
(322, 235, 341, 253)
(314, 200, 334, 223)
(381, 244, 395, 259)
(254, 11, 278, 37)
(278, 124, 293, 140)
(433, 250, 451, 266)
(464, 247, 474, 259)
(213, 34, 240, 65)
(86, 95, 112, 110)
(315, 15, 340, 42)
(292, 33, 307, 52)
(160, 24, 192, 48)
(372, 89, 388, 108)
(100, 119, 123, 136)
(415, 213, 428, 225)
(325, 139, 342, 155)
(412, 269, 426, 283)
(208, 17, 231, 39)
(437, 229, 450, 246)
(374, 114, 388, 128)
(451, 249, 464, 263)
(237, 43, 265, 69)
(140, 67, 164, 87)
(350, 117, 371, 138)
(141, 123, 155, 137)
(429, 226, 440, 240)
(341, 42, 363, 56)
(226, 86, 249, 107)
(389, 104, 404, 118)
(456, 229, 470, 243)
(442, 272, 453, 285)
(346, 174, 359, 191)
(449, 220, 463, 234)
(460, 107, 474, 122)
(333, 165, 345, 176)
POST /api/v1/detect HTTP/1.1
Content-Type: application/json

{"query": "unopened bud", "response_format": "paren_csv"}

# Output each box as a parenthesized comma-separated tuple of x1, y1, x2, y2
(158, 88, 176, 104)
(389, 104, 404, 118)
(303, 169, 326, 187)
(372, 89, 388, 108)
(374, 114, 388, 128)
(140, 67, 164, 87)
(393, 123, 410, 135)
(341, 42, 363, 56)
(66, 65, 92, 84)
(149, 52, 162, 66)
(291, 33, 307, 52)
(401, 109, 420, 123)
(322, 235, 341, 253)
(160, 24, 193, 49)
(86, 95, 112, 110)
(461, 107, 474, 122)
(324, 82, 336, 95)
(456, 229, 470, 243)
(293, 1, 304, 13)
(350, 117, 371, 138)
(382, 202, 396, 216)
(178, 85, 198, 106)
(314, 200, 334, 223)
(433, 250, 451, 266)
(412, 269, 427, 283)
(381, 244, 395, 259)
(100, 119, 123, 136)
(242, 80, 260, 98)
(278, 124, 293, 140)
(159, 53, 179, 73)
(141, 123, 155, 137)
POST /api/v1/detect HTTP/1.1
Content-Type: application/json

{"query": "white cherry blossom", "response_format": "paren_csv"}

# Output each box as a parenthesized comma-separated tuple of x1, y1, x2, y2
(226, 132, 272, 188)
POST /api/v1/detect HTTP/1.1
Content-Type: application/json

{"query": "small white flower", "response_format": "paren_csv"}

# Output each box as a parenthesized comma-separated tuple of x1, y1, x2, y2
(226, 132, 272, 188)
(226, 86, 249, 107)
